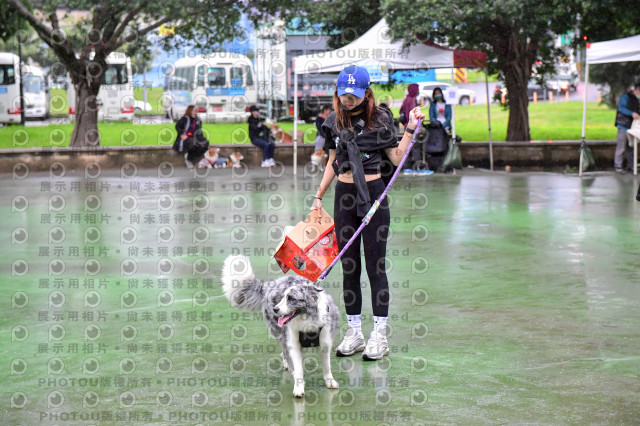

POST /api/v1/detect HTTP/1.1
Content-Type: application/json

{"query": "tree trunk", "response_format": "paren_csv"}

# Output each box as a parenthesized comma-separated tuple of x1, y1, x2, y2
(504, 61, 531, 141)
(69, 78, 101, 147)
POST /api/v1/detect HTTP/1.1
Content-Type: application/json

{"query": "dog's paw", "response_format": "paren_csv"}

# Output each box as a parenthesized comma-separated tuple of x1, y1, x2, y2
(283, 358, 289, 371)
(293, 386, 305, 398)
(324, 377, 339, 389)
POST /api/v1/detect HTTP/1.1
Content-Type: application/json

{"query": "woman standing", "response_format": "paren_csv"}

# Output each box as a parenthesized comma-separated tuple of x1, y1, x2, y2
(428, 87, 452, 171)
(399, 83, 419, 127)
(310, 65, 425, 360)
(429, 87, 452, 133)
(173, 105, 210, 168)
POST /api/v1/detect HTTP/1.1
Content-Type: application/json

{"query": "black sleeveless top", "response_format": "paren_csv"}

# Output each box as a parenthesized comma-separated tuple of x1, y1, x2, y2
(322, 110, 398, 175)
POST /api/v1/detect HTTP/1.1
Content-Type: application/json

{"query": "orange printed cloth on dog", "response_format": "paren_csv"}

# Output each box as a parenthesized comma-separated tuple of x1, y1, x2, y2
(273, 208, 339, 281)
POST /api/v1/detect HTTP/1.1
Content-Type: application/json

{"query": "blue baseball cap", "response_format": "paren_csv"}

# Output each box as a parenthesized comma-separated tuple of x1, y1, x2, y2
(336, 65, 370, 99)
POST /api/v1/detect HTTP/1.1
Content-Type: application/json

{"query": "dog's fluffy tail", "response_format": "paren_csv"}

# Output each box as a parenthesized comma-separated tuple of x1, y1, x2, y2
(221, 255, 263, 312)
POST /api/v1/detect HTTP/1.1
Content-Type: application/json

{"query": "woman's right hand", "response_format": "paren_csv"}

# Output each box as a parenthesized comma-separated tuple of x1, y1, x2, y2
(181, 134, 188, 140)
(407, 107, 425, 130)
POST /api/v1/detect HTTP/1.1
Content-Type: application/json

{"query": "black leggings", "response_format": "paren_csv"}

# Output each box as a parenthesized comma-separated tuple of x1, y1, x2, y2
(334, 179, 390, 317)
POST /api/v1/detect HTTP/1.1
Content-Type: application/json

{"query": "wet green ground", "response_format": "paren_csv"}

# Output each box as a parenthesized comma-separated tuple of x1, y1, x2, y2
(1, 166, 639, 425)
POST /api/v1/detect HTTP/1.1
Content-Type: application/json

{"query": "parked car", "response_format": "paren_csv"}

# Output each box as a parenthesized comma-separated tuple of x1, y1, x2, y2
(546, 74, 578, 93)
(417, 81, 476, 106)
(493, 80, 548, 103)
(133, 100, 153, 112)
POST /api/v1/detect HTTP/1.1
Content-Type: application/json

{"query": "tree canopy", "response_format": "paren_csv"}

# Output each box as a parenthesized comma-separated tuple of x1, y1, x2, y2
(579, 0, 640, 107)
(5, 0, 298, 146)
(382, 0, 581, 141)
(283, 0, 384, 49)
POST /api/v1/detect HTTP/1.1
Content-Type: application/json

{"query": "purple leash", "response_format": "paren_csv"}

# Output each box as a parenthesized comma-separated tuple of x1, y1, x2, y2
(318, 120, 423, 282)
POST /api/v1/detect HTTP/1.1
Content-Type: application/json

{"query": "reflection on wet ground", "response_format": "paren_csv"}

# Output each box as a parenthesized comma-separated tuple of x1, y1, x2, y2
(2, 168, 639, 424)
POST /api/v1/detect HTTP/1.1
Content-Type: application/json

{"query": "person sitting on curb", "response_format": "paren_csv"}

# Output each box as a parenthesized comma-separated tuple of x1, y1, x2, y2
(248, 105, 275, 167)
(172, 105, 210, 169)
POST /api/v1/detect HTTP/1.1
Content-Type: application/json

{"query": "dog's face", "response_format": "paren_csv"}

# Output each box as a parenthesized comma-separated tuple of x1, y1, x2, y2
(312, 149, 325, 158)
(229, 152, 244, 162)
(273, 284, 323, 327)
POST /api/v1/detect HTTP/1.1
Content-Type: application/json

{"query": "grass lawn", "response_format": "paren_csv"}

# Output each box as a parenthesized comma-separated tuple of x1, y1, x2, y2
(391, 101, 617, 142)
(49, 88, 69, 117)
(134, 87, 165, 115)
(0, 102, 617, 148)
(0, 120, 319, 148)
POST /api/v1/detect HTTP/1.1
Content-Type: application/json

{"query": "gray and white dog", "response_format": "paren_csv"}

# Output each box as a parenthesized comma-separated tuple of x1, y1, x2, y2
(221, 255, 340, 397)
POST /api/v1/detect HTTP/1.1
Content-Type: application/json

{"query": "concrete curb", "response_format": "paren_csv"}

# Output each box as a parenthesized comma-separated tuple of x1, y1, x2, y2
(0, 140, 617, 173)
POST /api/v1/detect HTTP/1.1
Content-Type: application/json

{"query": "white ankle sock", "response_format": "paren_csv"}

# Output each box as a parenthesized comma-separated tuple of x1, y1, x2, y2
(347, 314, 362, 335)
(373, 316, 388, 334)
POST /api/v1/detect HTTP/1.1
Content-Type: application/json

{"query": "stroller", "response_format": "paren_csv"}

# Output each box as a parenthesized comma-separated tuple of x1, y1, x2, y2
(404, 120, 450, 174)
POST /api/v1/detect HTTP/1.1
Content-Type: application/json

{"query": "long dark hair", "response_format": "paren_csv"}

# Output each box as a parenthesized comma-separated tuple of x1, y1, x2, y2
(185, 105, 196, 116)
(432, 87, 445, 103)
(333, 88, 387, 132)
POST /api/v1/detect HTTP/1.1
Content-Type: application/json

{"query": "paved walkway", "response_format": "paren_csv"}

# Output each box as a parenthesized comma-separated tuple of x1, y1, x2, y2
(2, 168, 639, 424)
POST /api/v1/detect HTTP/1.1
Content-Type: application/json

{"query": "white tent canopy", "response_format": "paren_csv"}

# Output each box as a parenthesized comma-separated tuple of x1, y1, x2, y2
(293, 18, 454, 75)
(292, 19, 493, 173)
(580, 34, 640, 175)
(585, 34, 640, 65)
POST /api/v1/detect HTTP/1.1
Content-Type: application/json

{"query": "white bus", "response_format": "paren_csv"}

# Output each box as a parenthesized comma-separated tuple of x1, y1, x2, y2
(0, 53, 21, 124)
(0, 53, 50, 123)
(23, 64, 50, 119)
(164, 53, 256, 122)
(68, 52, 134, 121)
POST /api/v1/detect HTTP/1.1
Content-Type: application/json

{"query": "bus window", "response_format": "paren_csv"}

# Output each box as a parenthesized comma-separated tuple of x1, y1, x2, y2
(231, 67, 243, 87)
(24, 75, 43, 93)
(103, 64, 128, 84)
(0, 65, 16, 85)
(208, 68, 226, 86)
(243, 65, 253, 87)
(176, 67, 195, 90)
(198, 66, 205, 87)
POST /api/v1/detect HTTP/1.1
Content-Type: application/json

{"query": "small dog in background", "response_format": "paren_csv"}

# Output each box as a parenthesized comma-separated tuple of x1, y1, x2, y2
(310, 149, 326, 171)
(270, 124, 304, 144)
(197, 147, 230, 168)
(228, 151, 244, 168)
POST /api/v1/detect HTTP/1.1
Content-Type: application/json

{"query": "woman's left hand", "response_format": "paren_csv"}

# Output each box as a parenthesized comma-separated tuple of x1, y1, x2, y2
(407, 107, 425, 130)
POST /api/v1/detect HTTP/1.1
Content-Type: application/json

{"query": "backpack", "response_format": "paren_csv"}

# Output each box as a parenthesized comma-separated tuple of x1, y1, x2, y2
(424, 122, 448, 154)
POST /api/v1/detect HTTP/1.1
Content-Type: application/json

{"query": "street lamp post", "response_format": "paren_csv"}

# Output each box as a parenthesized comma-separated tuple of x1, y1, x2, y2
(18, 33, 26, 125)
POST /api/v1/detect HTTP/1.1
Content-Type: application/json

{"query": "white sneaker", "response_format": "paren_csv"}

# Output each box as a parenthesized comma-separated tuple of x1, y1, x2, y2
(267, 158, 276, 167)
(184, 153, 194, 169)
(336, 328, 366, 357)
(261, 160, 269, 167)
(362, 328, 389, 361)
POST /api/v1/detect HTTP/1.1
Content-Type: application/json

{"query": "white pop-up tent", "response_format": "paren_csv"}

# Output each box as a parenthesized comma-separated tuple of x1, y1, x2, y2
(291, 18, 490, 174)
(580, 34, 640, 176)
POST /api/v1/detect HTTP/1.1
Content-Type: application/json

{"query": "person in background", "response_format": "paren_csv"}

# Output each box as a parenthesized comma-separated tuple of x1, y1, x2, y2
(248, 105, 275, 167)
(426, 87, 453, 172)
(429, 87, 452, 133)
(314, 105, 332, 153)
(614, 82, 640, 174)
(173, 105, 210, 169)
(399, 83, 419, 128)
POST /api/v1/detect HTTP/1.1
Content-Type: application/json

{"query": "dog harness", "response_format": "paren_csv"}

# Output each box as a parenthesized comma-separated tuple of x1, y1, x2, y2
(299, 327, 323, 348)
